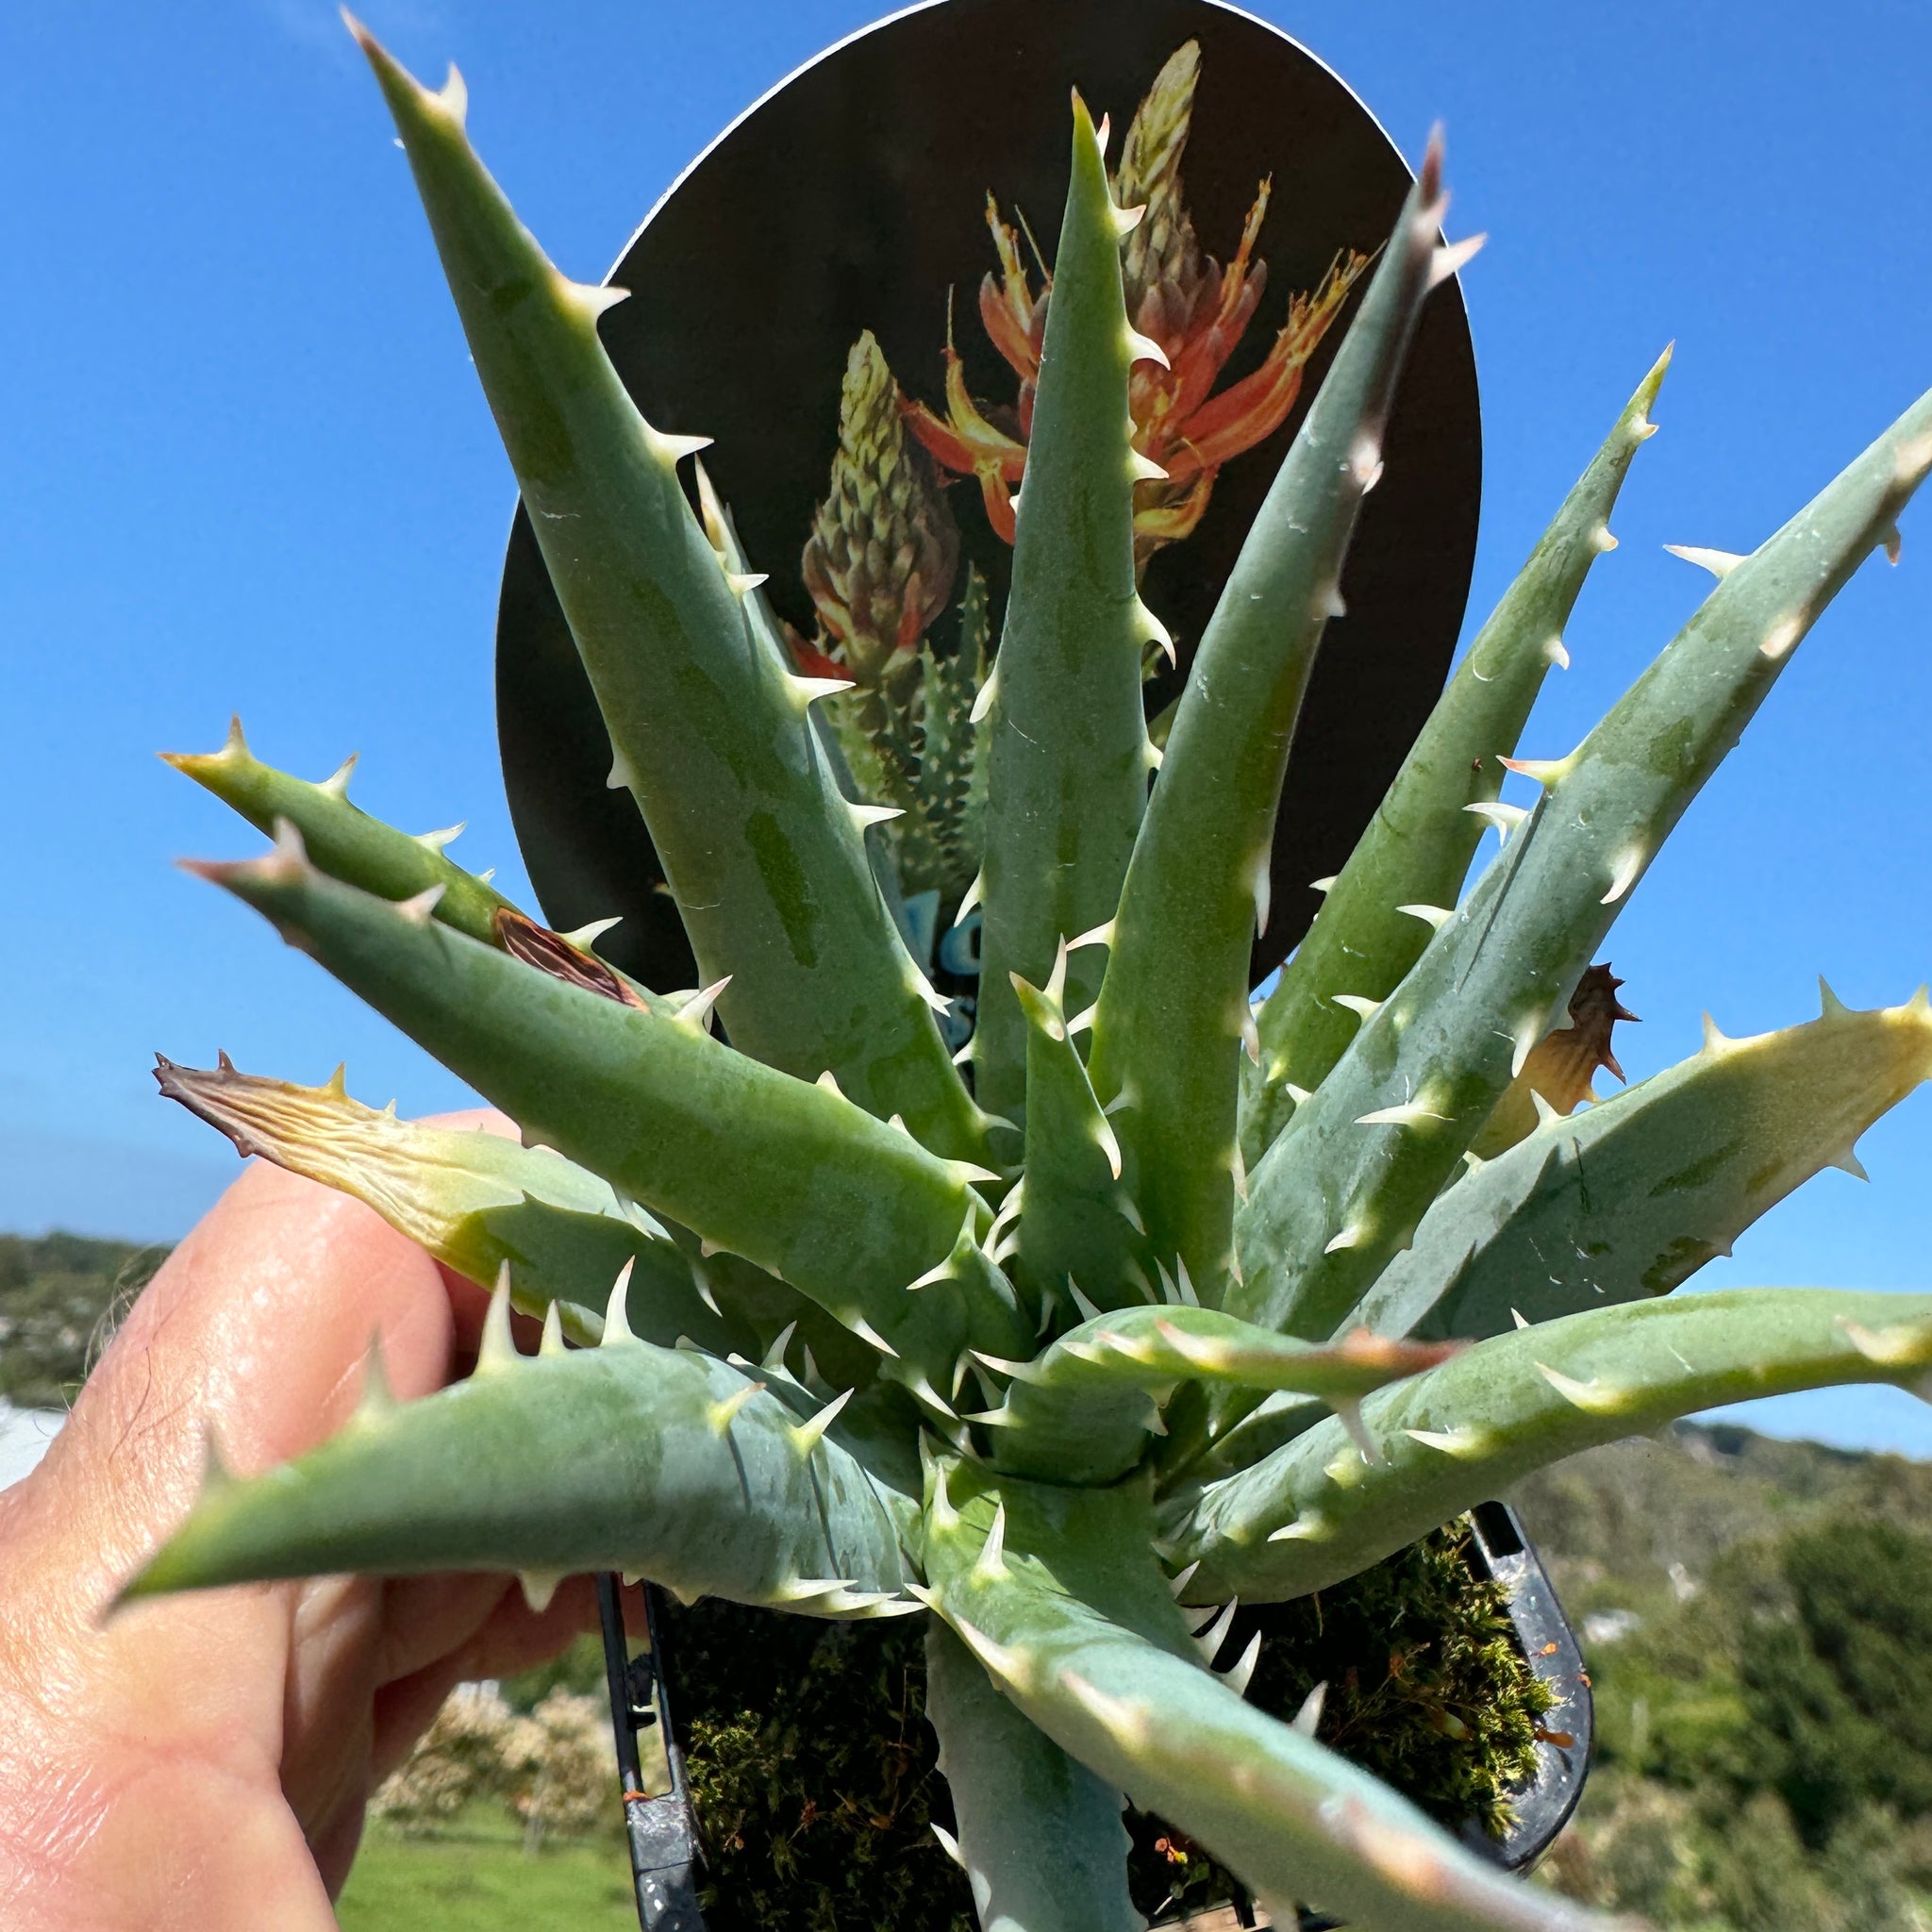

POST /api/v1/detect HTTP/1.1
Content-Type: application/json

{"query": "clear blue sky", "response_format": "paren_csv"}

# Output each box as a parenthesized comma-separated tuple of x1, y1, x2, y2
(5, 1, 1930, 1453)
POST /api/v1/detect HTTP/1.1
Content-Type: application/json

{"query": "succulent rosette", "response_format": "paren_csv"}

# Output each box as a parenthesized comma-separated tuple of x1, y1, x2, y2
(128, 16, 1932, 1932)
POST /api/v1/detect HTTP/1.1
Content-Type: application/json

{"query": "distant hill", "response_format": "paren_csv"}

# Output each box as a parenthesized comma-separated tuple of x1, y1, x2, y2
(1506, 1424, 1932, 1930)
(1507, 1420, 1932, 1624)
(0, 1232, 169, 1410)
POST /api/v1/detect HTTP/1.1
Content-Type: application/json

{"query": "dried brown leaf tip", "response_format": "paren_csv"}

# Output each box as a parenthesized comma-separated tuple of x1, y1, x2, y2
(1474, 964, 1640, 1158)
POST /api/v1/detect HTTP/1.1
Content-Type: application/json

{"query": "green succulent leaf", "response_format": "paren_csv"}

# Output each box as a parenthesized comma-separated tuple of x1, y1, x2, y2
(354, 29, 990, 1163)
(165, 721, 525, 953)
(920, 1461, 1624, 1932)
(124, 1290, 918, 1618)
(1173, 1289, 1932, 1602)
(1231, 383, 1932, 1350)
(188, 828, 1029, 1404)
(970, 93, 1158, 1124)
(925, 1619, 1141, 1932)
(1241, 348, 1673, 1169)
(686, 458, 938, 970)
(1088, 136, 1454, 1304)
(146, 1053, 899, 1389)
(1355, 984, 1932, 1344)
(978, 1305, 1457, 1488)
(1010, 950, 1148, 1324)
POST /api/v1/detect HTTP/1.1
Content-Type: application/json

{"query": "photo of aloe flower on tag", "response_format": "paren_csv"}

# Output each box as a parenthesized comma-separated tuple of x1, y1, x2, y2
(496, 0, 1481, 1030)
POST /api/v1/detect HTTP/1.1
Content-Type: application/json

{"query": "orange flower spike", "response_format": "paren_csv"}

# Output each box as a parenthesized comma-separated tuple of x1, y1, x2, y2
(901, 340, 1030, 485)
(1177, 249, 1372, 472)
(978, 271, 1041, 384)
(1131, 474, 1214, 555)
(979, 195, 1044, 383)
(1163, 180, 1273, 418)
(974, 467, 1018, 545)
(911, 39, 1372, 559)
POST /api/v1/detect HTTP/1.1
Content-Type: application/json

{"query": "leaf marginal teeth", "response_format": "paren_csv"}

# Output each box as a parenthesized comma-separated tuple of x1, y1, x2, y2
(477, 1265, 519, 1373)
(1663, 542, 1747, 579)
(518, 1569, 567, 1615)
(706, 1380, 764, 1434)
(395, 883, 446, 926)
(1193, 1598, 1240, 1662)
(790, 1386, 854, 1454)
(1222, 1629, 1263, 1699)
(1291, 1681, 1327, 1737)
(601, 1260, 637, 1346)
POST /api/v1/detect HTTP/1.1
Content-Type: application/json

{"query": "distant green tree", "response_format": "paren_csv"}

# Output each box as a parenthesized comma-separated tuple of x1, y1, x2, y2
(0, 1233, 168, 1409)
(1741, 1518, 1932, 1843)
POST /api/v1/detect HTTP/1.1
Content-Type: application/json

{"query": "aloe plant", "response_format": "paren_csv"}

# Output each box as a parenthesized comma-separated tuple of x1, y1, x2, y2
(125, 19, 1932, 1931)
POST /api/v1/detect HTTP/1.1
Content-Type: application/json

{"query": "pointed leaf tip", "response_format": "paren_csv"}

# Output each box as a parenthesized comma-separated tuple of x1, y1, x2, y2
(1417, 125, 1446, 208)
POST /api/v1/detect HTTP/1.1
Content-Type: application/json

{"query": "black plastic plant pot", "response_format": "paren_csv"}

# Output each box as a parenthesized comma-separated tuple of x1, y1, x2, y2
(1462, 1501, 1593, 1871)
(494, 0, 1481, 1007)
(597, 1501, 1595, 1932)
(598, 1577, 707, 1932)
(1283, 1503, 1593, 1932)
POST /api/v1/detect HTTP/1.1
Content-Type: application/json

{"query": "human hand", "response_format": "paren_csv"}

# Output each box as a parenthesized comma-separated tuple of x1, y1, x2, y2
(0, 1117, 608, 1930)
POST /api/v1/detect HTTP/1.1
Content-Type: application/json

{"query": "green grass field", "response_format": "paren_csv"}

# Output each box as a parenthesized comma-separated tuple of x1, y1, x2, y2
(336, 1807, 640, 1931)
